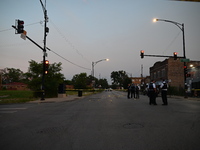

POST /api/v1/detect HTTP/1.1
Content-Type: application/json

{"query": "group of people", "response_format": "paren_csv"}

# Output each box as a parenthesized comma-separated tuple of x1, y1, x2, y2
(147, 79, 168, 105)
(127, 79, 168, 105)
(127, 84, 140, 99)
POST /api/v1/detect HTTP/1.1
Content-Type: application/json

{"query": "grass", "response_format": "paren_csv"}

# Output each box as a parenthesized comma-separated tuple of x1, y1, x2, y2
(0, 89, 103, 104)
(0, 90, 36, 104)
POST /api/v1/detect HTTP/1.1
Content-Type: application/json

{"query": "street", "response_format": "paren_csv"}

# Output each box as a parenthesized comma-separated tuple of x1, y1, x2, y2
(0, 91, 200, 150)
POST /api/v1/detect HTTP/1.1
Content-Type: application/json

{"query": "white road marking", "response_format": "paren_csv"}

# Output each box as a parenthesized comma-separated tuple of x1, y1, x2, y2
(0, 107, 27, 114)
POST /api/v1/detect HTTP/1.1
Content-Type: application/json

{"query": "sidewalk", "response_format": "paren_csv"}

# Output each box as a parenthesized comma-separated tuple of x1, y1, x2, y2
(29, 95, 84, 104)
(169, 95, 200, 101)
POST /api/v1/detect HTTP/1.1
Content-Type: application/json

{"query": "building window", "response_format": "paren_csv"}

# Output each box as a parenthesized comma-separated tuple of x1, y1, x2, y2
(154, 72, 156, 79)
(157, 71, 160, 78)
(162, 69, 165, 77)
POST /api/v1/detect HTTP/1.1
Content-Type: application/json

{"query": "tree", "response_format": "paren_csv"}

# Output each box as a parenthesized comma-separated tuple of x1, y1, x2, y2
(110, 70, 131, 89)
(64, 80, 73, 85)
(87, 75, 98, 88)
(97, 78, 109, 89)
(2, 68, 24, 84)
(27, 60, 65, 97)
(72, 73, 88, 89)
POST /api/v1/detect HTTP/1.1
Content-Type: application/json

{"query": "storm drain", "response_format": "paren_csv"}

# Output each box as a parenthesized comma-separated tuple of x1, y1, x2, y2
(123, 123, 144, 129)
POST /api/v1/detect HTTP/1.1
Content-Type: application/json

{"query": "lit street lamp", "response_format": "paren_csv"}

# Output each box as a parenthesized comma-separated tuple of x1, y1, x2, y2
(153, 18, 186, 59)
(153, 18, 187, 97)
(92, 58, 109, 88)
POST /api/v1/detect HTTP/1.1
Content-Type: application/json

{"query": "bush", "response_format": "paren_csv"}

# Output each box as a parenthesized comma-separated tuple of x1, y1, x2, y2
(168, 86, 184, 96)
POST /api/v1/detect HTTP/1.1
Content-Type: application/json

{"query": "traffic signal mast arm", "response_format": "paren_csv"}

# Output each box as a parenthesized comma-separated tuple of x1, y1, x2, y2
(143, 54, 184, 58)
(140, 50, 184, 59)
(12, 25, 44, 52)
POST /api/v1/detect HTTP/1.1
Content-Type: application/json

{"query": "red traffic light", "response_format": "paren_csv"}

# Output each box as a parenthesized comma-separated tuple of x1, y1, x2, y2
(44, 60, 49, 75)
(17, 20, 24, 34)
(173, 52, 178, 60)
(45, 60, 49, 64)
(140, 50, 144, 59)
(18, 20, 24, 25)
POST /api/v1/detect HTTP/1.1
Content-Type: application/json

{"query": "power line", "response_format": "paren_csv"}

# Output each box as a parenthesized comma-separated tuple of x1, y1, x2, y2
(8, 23, 90, 71)
(49, 19, 91, 64)
(162, 30, 181, 54)
(0, 21, 43, 33)
(46, 47, 91, 70)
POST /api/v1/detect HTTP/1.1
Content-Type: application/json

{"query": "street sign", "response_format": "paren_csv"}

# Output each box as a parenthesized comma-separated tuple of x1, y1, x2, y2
(20, 30, 27, 40)
(180, 58, 190, 62)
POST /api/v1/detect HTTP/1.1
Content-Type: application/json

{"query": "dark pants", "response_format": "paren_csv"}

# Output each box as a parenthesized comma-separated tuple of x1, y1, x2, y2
(149, 91, 156, 105)
(127, 90, 131, 98)
(161, 90, 168, 105)
(131, 91, 135, 98)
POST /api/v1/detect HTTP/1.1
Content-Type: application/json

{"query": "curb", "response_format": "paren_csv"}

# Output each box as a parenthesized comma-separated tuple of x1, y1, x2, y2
(169, 95, 200, 101)
(28, 95, 85, 103)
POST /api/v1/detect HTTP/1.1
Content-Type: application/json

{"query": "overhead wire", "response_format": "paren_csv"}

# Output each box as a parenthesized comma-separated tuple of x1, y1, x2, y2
(46, 47, 91, 70)
(162, 30, 181, 54)
(1, 21, 91, 70)
(0, 21, 43, 33)
(49, 19, 91, 64)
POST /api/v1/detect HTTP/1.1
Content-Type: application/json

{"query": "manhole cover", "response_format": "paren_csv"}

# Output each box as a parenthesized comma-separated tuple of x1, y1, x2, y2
(123, 123, 144, 129)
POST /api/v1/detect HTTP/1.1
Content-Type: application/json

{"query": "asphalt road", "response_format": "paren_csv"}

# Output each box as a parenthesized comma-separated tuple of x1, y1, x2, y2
(0, 91, 200, 150)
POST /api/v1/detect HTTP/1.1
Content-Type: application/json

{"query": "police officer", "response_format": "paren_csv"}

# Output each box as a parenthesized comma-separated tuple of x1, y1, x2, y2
(148, 80, 157, 105)
(160, 80, 168, 105)
(131, 83, 136, 99)
(127, 84, 132, 99)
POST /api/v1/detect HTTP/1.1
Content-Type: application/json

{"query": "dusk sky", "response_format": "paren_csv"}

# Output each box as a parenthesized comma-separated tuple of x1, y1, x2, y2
(0, 0, 200, 84)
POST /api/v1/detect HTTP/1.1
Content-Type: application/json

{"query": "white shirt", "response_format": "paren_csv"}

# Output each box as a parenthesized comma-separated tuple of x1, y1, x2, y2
(160, 82, 168, 91)
(148, 82, 156, 89)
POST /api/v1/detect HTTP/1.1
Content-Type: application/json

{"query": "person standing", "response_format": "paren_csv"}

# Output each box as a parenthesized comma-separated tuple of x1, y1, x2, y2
(135, 84, 140, 99)
(127, 84, 132, 99)
(131, 83, 136, 99)
(148, 80, 157, 105)
(160, 80, 168, 105)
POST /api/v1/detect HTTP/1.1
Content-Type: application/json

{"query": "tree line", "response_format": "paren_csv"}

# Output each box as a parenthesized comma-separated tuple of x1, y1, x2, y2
(1, 60, 132, 96)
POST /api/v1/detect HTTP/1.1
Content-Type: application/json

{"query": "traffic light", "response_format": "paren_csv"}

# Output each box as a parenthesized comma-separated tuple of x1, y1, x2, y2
(17, 20, 24, 34)
(140, 50, 144, 59)
(184, 65, 187, 76)
(44, 60, 49, 74)
(173, 52, 177, 60)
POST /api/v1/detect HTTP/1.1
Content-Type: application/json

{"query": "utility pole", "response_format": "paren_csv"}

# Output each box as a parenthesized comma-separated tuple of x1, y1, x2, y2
(40, 0, 49, 100)
(11, 1, 49, 100)
(141, 64, 143, 78)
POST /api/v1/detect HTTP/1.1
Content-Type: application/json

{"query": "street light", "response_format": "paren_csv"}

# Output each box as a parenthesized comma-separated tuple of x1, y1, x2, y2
(92, 58, 109, 88)
(153, 18, 187, 97)
(153, 18, 186, 59)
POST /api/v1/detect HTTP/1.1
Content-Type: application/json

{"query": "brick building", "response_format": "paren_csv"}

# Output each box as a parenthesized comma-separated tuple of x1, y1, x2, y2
(130, 77, 143, 85)
(150, 58, 184, 89)
(2, 82, 29, 90)
(187, 61, 200, 89)
(150, 58, 200, 90)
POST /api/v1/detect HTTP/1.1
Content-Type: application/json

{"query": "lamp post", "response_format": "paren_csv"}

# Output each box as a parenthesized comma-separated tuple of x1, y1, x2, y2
(92, 59, 109, 88)
(153, 18, 187, 97)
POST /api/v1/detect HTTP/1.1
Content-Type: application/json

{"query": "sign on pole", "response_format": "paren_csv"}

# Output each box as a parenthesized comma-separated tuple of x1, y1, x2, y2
(20, 30, 27, 40)
(180, 58, 190, 62)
